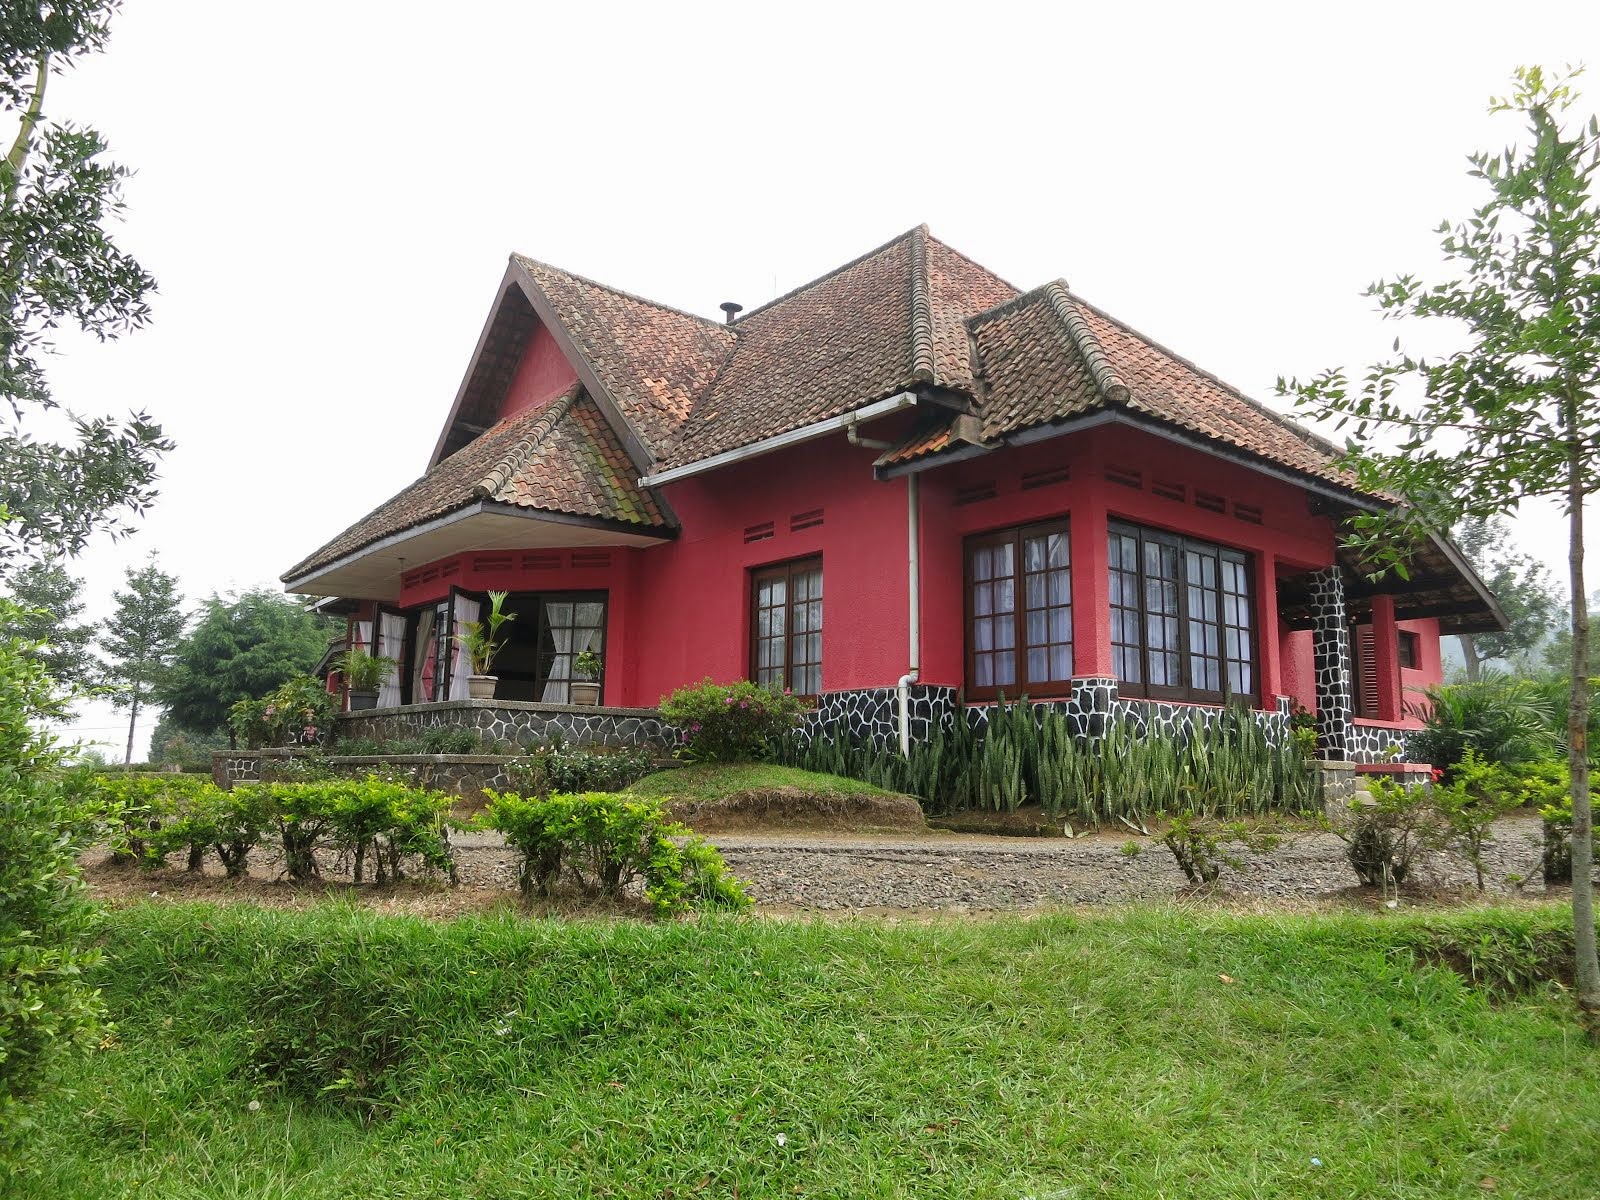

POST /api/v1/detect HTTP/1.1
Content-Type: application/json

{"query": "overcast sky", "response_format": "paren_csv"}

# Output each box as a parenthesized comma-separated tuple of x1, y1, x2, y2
(19, 0, 1600, 757)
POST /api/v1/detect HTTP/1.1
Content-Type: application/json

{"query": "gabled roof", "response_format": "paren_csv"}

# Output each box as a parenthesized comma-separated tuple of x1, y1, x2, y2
(282, 385, 669, 584)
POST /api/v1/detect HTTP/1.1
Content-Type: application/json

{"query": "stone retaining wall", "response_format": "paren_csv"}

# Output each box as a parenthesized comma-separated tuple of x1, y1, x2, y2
(211, 751, 522, 799)
(337, 699, 677, 751)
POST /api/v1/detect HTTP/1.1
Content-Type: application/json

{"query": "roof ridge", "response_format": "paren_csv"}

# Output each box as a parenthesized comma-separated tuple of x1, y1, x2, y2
(924, 231, 1024, 295)
(966, 280, 1055, 328)
(1064, 289, 1346, 460)
(1045, 282, 1130, 406)
(908, 225, 937, 384)
(471, 385, 581, 500)
(729, 224, 928, 324)
(511, 253, 731, 332)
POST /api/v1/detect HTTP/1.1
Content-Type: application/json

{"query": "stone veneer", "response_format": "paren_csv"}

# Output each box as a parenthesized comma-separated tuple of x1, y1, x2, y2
(336, 699, 677, 752)
(1307, 566, 1355, 760)
(798, 678, 1294, 751)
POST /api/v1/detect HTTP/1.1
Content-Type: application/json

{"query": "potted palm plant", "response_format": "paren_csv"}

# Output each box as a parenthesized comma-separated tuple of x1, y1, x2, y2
(333, 648, 397, 711)
(460, 590, 515, 700)
(571, 648, 603, 706)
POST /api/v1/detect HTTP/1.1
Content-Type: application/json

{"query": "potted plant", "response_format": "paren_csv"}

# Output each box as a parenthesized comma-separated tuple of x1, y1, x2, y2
(459, 590, 514, 700)
(333, 647, 397, 711)
(571, 648, 603, 706)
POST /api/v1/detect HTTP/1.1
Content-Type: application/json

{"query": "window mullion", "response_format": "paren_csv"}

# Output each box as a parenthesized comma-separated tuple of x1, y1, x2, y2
(1012, 530, 1026, 690)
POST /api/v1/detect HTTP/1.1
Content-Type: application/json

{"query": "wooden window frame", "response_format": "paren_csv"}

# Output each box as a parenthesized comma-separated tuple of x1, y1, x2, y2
(1108, 519, 1259, 706)
(749, 556, 823, 697)
(963, 518, 1074, 702)
(1397, 629, 1421, 671)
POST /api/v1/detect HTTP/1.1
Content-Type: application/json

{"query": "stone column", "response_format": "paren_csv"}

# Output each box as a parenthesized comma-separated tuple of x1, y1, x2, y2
(1307, 567, 1354, 760)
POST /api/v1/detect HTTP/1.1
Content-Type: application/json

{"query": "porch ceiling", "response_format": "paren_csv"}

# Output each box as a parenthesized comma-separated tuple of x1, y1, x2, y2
(284, 503, 668, 602)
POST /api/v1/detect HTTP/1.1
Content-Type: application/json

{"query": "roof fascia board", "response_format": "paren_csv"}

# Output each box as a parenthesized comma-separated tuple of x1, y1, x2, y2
(282, 501, 672, 593)
(510, 261, 656, 476)
(428, 262, 528, 469)
(639, 391, 918, 488)
(1423, 531, 1510, 631)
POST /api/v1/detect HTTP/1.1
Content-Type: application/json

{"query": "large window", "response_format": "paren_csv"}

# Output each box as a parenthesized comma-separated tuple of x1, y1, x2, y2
(751, 557, 822, 695)
(469, 592, 607, 704)
(965, 520, 1072, 699)
(1109, 521, 1255, 703)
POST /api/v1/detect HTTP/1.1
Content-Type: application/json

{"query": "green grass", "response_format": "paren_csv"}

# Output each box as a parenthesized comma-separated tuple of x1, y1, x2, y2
(11, 903, 1600, 1198)
(628, 762, 896, 802)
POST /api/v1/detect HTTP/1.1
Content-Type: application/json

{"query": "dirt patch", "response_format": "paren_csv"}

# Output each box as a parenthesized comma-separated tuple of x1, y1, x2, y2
(664, 786, 926, 833)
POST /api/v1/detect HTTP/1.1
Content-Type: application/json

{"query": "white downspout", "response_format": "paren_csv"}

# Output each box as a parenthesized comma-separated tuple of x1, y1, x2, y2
(897, 472, 921, 756)
(845, 417, 921, 757)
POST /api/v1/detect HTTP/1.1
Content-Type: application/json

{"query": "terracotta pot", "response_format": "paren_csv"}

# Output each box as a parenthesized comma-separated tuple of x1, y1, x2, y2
(467, 674, 498, 700)
(570, 680, 602, 706)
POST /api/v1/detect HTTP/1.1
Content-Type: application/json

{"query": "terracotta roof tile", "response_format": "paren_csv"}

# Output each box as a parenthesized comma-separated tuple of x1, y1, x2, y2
(282, 387, 668, 582)
(657, 226, 1020, 469)
(879, 281, 1360, 494)
(513, 256, 734, 459)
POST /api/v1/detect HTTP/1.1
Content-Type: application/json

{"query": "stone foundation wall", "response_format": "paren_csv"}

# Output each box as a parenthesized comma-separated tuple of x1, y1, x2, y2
(1349, 722, 1414, 765)
(336, 699, 677, 751)
(798, 679, 1295, 751)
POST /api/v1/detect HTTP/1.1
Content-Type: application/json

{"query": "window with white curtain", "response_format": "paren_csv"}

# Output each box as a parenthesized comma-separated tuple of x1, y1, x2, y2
(538, 595, 606, 703)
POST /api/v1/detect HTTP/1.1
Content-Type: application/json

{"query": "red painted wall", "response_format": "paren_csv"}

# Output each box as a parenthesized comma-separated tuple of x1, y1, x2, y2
(1284, 616, 1443, 728)
(380, 421, 1460, 714)
(496, 322, 579, 422)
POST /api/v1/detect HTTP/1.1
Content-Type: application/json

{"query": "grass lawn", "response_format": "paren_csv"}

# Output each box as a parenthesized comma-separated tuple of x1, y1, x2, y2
(628, 762, 897, 803)
(12, 902, 1599, 1199)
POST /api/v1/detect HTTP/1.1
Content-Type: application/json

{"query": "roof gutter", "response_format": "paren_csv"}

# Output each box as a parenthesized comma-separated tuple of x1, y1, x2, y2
(638, 391, 918, 488)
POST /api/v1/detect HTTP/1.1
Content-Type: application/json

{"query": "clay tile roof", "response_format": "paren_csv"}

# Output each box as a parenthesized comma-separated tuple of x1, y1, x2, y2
(657, 226, 1020, 470)
(513, 256, 734, 460)
(282, 386, 668, 582)
(879, 281, 1361, 494)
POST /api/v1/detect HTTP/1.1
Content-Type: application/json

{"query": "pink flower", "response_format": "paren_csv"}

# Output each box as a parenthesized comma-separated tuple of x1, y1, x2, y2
(740, 700, 750, 709)
(725, 696, 735, 705)
(691, 722, 702, 732)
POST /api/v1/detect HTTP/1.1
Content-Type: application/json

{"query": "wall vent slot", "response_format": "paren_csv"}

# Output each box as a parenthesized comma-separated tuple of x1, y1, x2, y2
(743, 521, 775, 543)
(789, 508, 825, 532)
(1020, 466, 1070, 491)
(954, 481, 998, 507)
(1151, 479, 1186, 503)
(1233, 502, 1263, 525)
(520, 552, 561, 570)
(570, 550, 613, 568)
(401, 569, 421, 589)
(473, 554, 514, 572)
(1105, 465, 1143, 490)
(1194, 490, 1227, 514)
(440, 561, 461, 578)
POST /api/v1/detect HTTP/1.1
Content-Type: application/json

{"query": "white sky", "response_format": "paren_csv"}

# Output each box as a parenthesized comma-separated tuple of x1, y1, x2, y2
(17, 0, 1600, 758)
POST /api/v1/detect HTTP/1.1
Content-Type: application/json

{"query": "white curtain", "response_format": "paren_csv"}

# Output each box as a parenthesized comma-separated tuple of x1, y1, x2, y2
(541, 601, 575, 702)
(352, 619, 372, 654)
(451, 595, 480, 699)
(413, 608, 437, 701)
(377, 613, 405, 708)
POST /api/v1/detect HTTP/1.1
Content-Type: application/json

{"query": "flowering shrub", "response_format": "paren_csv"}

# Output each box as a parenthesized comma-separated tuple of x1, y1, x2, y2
(229, 675, 339, 749)
(506, 738, 657, 797)
(659, 678, 808, 762)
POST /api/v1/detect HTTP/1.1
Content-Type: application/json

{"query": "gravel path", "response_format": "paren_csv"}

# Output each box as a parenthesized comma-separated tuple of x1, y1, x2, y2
(441, 814, 1559, 911)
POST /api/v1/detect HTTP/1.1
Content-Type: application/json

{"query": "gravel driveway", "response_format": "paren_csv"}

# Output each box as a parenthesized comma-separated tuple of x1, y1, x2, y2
(439, 813, 1561, 912)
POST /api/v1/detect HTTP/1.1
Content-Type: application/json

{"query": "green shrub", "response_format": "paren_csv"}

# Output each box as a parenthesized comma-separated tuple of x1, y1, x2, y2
(1431, 749, 1523, 890)
(660, 678, 808, 762)
(88, 772, 214, 865)
(483, 789, 749, 916)
(264, 778, 455, 884)
(0, 603, 104, 1149)
(1333, 778, 1443, 891)
(1518, 760, 1599, 885)
(507, 739, 657, 797)
(1159, 813, 1281, 887)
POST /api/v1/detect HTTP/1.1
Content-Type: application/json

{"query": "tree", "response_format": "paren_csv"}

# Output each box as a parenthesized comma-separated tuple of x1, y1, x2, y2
(146, 711, 227, 768)
(1544, 588, 1600, 676)
(0, 599, 103, 1156)
(1451, 516, 1561, 679)
(99, 557, 183, 764)
(158, 589, 333, 739)
(0, 560, 95, 690)
(1285, 67, 1600, 1031)
(0, 1, 169, 574)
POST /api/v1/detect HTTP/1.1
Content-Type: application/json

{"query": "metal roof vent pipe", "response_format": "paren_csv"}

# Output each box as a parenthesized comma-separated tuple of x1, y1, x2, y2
(719, 301, 743, 324)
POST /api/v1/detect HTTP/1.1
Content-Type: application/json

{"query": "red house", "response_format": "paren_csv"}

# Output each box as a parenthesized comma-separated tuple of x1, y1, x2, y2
(283, 226, 1504, 763)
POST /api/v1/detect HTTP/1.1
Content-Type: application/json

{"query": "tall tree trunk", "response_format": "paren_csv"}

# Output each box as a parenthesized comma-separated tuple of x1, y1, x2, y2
(124, 693, 140, 766)
(1459, 635, 1483, 682)
(1566, 436, 1598, 1034)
